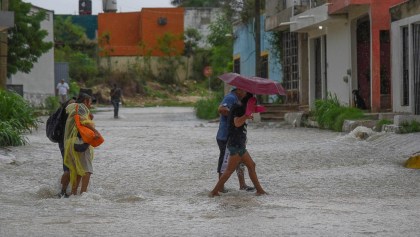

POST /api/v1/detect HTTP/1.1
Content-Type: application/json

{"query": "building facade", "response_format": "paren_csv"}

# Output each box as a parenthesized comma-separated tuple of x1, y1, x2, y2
(233, 15, 282, 103)
(265, 0, 406, 112)
(390, 0, 420, 115)
(7, 6, 55, 106)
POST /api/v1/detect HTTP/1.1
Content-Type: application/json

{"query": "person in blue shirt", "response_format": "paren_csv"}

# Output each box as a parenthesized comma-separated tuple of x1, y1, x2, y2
(211, 92, 267, 197)
(216, 87, 254, 192)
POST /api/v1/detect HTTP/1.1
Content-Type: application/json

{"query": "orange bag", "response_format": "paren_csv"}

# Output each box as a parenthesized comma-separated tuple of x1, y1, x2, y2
(75, 104, 104, 147)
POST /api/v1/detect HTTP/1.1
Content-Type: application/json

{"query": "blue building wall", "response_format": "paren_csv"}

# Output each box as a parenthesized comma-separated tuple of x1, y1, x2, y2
(233, 15, 282, 83)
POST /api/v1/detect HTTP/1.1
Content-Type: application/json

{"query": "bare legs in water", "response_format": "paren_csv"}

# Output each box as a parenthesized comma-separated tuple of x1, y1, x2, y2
(211, 151, 266, 197)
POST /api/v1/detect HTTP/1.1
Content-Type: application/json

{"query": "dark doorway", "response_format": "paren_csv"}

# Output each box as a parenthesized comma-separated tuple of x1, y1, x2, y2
(314, 37, 322, 100)
(356, 17, 371, 109)
(413, 24, 420, 115)
(380, 30, 391, 111)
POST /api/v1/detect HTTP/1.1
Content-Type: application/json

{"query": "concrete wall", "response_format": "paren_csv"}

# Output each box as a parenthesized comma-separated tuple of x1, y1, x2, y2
(98, 8, 184, 57)
(391, 14, 420, 114)
(184, 8, 221, 49)
(98, 56, 189, 82)
(7, 8, 55, 107)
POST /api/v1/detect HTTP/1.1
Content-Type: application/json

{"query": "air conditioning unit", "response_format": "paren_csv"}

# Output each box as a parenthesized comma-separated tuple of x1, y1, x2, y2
(157, 17, 167, 26)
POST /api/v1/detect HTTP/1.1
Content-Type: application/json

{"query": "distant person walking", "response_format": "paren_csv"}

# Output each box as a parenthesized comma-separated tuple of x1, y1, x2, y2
(56, 79, 70, 104)
(110, 84, 122, 119)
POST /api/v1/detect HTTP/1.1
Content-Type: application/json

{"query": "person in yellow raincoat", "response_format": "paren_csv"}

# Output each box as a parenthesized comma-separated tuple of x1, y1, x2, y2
(64, 93, 100, 195)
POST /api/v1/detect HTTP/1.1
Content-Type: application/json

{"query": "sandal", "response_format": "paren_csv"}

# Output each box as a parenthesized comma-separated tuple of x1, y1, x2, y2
(240, 185, 255, 192)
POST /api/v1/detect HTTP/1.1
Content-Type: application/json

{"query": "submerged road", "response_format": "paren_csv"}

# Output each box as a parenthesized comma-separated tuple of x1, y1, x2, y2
(1, 106, 420, 236)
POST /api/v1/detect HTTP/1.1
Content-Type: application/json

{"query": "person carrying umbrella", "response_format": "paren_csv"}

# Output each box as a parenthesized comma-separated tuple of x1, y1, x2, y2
(216, 87, 254, 192)
(210, 89, 267, 197)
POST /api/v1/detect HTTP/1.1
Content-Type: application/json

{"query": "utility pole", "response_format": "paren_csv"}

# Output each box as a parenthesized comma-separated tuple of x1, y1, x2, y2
(254, 0, 261, 77)
(0, 0, 9, 89)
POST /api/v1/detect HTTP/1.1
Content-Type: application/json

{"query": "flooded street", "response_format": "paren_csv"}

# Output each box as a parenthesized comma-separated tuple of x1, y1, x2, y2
(1, 106, 420, 236)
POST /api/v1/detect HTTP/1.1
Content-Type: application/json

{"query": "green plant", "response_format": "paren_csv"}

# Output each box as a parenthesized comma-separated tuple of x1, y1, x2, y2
(6, 0, 53, 78)
(375, 119, 393, 132)
(313, 93, 364, 132)
(0, 89, 38, 146)
(399, 120, 420, 134)
(44, 96, 61, 114)
(194, 92, 223, 120)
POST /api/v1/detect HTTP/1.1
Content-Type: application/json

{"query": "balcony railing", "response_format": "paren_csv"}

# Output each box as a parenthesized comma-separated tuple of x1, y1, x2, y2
(266, 0, 328, 17)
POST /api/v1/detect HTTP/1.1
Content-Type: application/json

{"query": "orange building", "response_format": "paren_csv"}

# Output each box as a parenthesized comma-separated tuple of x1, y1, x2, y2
(98, 8, 185, 57)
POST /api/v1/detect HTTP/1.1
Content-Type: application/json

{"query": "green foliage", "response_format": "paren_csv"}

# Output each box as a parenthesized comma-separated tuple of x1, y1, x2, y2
(207, 16, 232, 47)
(0, 89, 38, 146)
(69, 81, 80, 98)
(314, 93, 364, 132)
(399, 120, 420, 134)
(268, 31, 283, 65)
(44, 96, 60, 114)
(7, 0, 54, 77)
(55, 46, 97, 82)
(207, 16, 233, 90)
(374, 119, 393, 132)
(184, 28, 202, 57)
(68, 52, 98, 82)
(54, 16, 88, 47)
(194, 92, 223, 120)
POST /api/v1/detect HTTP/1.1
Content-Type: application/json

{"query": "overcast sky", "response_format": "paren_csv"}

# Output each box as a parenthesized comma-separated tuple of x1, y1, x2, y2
(23, 0, 174, 15)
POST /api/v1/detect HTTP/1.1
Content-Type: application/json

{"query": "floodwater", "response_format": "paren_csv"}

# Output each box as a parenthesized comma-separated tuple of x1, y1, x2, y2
(1, 107, 420, 237)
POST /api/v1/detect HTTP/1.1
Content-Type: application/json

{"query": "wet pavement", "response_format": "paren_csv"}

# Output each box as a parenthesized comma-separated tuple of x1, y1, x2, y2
(1, 106, 420, 236)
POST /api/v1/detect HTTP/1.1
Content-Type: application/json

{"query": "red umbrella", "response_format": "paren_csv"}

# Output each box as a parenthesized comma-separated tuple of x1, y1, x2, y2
(218, 73, 286, 95)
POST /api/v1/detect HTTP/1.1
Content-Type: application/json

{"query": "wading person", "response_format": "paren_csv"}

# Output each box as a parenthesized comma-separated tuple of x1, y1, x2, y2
(110, 84, 122, 118)
(210, 92, 267, 197)
(216, 87, 254, 192)
(64, 93, 100, 195)
(57, 98, 75, 198)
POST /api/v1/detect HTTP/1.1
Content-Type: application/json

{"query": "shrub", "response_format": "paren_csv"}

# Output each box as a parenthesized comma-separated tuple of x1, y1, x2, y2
(194, 92, 223, 120)
(0, 89, 38, 146)
(400, 120, 420, 134)
(314, 93, 364, 132)
(45, 96, 61, 114)
(374, 119, 393, 132)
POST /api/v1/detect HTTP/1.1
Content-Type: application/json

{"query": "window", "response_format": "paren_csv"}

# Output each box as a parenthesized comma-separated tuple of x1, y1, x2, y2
(282, 31, 299, 91)
(233, 58, 240, 74)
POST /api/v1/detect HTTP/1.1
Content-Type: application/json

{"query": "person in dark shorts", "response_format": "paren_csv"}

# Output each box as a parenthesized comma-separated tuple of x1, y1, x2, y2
(210, 92, 267, 197)
(216, 87, 254, 192)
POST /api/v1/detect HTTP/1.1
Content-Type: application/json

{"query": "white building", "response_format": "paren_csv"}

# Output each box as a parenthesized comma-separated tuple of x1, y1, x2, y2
(390, 0, 420, 115)
(7, 5, 55, 107)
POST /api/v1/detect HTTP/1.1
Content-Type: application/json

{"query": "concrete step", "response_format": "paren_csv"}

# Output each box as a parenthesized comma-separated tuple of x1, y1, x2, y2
(260, 103, 301, 122)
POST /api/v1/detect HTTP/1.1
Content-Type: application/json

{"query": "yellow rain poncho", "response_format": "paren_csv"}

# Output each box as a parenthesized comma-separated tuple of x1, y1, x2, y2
(64, 102, 95, 185)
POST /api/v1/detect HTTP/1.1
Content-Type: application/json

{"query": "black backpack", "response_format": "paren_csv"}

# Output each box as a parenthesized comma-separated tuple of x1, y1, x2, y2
(46, 104, 68, 143)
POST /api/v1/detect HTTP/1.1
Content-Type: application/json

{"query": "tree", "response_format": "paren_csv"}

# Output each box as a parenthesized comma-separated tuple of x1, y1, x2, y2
(207, 16, 233, 89)
(7, 0, 53, 77)
(54, 16, 88, 48)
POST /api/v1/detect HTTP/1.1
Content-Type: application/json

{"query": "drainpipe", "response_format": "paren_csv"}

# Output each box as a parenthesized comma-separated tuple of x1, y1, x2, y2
(0, 0, 9, 89)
